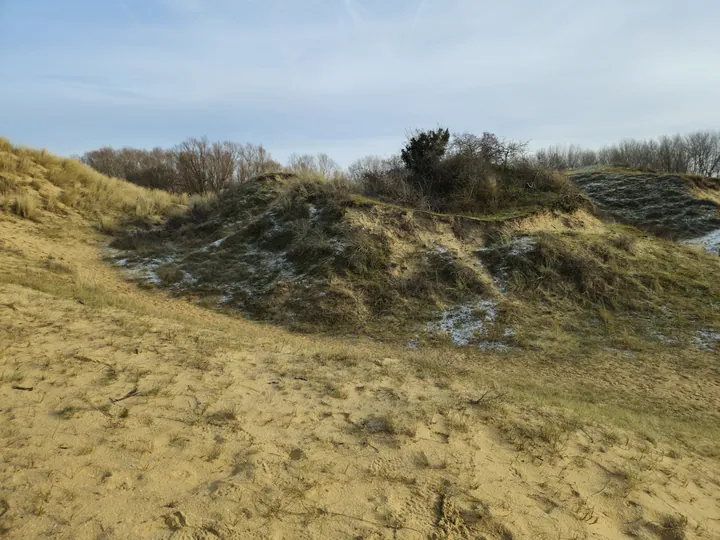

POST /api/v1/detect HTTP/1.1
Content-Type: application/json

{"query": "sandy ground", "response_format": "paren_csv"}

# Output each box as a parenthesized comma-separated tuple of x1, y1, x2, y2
(1, 214, 719, 539)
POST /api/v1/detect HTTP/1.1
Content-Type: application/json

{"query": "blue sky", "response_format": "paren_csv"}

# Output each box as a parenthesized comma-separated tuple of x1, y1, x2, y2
(1, 0, 719, 166)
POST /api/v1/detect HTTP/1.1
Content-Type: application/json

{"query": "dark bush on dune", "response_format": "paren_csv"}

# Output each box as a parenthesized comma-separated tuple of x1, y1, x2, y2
(353, 128, 588, 216)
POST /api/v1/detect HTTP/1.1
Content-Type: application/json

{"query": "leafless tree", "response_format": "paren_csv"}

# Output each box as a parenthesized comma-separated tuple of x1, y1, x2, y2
(173, 138, 249, 194)
(534, 129, 720, 177)
(686, 131, 720, 177)
(234, 143, 280, 183)
(347, 155, 389, 183)
(316, 153, 342, 179)
(174, 137, 213, 194)
(287, 153, 342, 179)
(451, 132, 528, 167)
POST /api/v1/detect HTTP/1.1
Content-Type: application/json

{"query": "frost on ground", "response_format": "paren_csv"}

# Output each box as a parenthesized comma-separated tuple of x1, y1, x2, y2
(119, 257, 175, 285)
(477, 235, 536, 257)
(571, 172, 720, 239)
(110, 254, 199, 287)
(478, 236, 537, 293)
(506, 236, 536, 256)
(684, 229, 720, 255)
(650, 330, 677, 345)
(694, 328, 720, 351)
(426, 299, 499, 346)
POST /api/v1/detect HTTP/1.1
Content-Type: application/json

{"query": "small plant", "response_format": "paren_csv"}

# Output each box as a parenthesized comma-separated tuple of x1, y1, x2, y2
(362, 413, 417, 437)
(647, 513, 688, 540)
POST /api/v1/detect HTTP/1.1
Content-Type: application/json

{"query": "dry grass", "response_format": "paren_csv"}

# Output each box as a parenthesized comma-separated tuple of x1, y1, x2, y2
(692, 186, 720, 206)
(98, 215, 118, 234)
(0, 139, 185, 225)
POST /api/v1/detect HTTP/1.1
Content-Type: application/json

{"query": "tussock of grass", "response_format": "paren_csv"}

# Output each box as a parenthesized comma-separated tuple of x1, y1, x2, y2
(11, 192, 40, 220)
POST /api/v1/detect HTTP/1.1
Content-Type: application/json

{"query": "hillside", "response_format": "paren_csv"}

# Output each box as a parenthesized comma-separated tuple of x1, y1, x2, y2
(1, 140, 720, 539)
(571, 169, 720, 254)
(110, 171, 720, 354)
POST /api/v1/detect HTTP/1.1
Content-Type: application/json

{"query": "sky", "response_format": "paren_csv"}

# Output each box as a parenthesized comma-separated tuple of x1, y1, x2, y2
(1, 0, 719, 166)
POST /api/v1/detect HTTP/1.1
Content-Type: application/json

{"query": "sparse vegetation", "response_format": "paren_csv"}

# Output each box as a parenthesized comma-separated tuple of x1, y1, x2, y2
(1, 136, 719, 539)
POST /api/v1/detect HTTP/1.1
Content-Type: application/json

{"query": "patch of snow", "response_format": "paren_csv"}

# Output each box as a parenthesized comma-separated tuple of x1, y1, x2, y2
(120, 255, 178, 285)
(694, 328, 720, 351)
(181, 271, 198, 284)
(649, 331, 676, 344)
(478, 341, 510, 352)
(141, 269, 163, 285)
(193, 235, 231, 253)
(309, 205, 319, 218)
(507, 236, 536, 256)
(426, 299, 498, 346)
(684, 229, 720, 255)
(115, 258, 128, 266)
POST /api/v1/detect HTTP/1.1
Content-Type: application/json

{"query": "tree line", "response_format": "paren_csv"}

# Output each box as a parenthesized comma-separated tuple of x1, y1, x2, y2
(80, 137, 342, 194)
(81, 129, 720, 197)
(533, 130, 720, 177)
